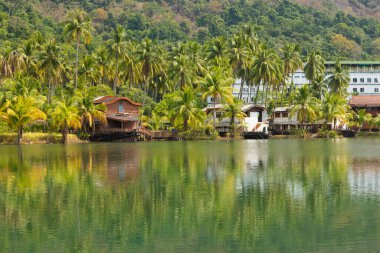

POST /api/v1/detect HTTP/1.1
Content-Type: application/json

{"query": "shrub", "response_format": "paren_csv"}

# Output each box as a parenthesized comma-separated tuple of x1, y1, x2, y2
(179, 128, 218, 140)
(317, 129, 338, 138)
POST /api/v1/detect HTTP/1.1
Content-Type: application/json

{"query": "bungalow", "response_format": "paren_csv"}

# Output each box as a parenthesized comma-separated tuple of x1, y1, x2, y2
(93, 96, 141, 133)
(350, 95, 380, 116)
(350, 95, 380, 130)
(271, 107, 335, 135)
(203, 104, 268, 136)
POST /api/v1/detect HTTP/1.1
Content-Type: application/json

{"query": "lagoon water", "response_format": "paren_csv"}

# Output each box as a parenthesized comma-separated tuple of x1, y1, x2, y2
(1, 139, 380, 252)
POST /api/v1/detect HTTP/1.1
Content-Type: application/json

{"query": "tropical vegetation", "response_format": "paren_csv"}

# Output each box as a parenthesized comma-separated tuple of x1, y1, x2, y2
(0, 4, 378, 143)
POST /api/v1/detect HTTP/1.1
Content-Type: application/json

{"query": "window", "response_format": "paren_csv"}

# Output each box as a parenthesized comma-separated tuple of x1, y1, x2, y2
(375, 88, 379, 93)
(118, 103, 124, 113)
(353, 78, 357, 83)
(360, 78, 365, 83)
(375, 78, 379, 83)
(353, 88, 358, 92)
(368, 78, 372, 83)
(275, 113, 281, 118)
(282, 112, 288, 118)
(360, 88, 364, 93)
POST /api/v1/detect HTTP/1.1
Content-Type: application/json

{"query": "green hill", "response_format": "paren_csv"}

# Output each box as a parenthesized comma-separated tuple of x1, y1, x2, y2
(0, 0, 379, 59)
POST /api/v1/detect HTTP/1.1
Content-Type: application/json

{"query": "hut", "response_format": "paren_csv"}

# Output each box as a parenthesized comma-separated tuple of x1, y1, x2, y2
(90, 96, 141, 141)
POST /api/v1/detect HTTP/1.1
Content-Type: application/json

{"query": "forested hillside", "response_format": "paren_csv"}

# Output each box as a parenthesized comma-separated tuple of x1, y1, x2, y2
(0, 0, 379, 59)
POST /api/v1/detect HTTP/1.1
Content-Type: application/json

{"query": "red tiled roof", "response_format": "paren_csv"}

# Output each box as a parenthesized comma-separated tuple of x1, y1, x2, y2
(94, 96, 142, 106)
(349, 95, 380, 107)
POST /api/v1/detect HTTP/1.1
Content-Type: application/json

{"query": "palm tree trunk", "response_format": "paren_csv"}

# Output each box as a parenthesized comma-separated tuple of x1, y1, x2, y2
(280, 81, 286, 107)
(239, 71, 246, 100)
(248, 84, 252, 104)
(92, 119, 96, 134)
(113, 52, 119, 92)
(142, 77, 148, 116)
(213, 95, 217, 127)
(48, 79, 51, 104)
(275, 85, 279, 107)
(264, 82, 269, 108)
(62, 126, 68, 144)
(17, 126, 23, 145)
(155, 84, 158, 102)
(254, 83, 260, 104)
(75, 35, 79, 89)
(184, 118, 188, 130)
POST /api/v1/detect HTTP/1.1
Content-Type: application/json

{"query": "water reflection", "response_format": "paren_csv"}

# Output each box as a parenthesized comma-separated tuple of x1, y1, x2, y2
(0, 139, 380, 252)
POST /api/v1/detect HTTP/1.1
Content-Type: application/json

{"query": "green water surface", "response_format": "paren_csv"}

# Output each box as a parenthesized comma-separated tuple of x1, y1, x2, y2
(1, 139, 380, 252)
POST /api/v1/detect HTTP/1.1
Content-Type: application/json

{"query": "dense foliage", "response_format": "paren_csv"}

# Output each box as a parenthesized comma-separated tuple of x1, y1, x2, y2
(0, 2, 379, 143)
(0, 0, 379, 59)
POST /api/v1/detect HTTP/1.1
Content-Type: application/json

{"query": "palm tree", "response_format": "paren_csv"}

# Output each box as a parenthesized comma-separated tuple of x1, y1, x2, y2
(169, 49, 194, 90)
(7, 50, 26, 75)
(172, 87, 204, 130)
(121, 41, 141, 91)
(290, 85, 319, 130)
(64, 9, 93, 89)
(229, 33, 251, 99)
(50, 99, 81, 144)
(199, 68, 234, 127)
(251, 47, 281, 106)
(326, 61, 350, 97)
(0, 55, 12, 82)
(222, 97, 246, 132)
(77, 94, 107, 134)
(304, 51, 325, 85)
(374, 114, 380, 131)
(0, 96, 46, 144)
(110, 25, 127, 92)
(206, 36, 228, 63)
(136, 38, 164, 107)
(35, 40, 64, 103)
(351, 109, 372, 132)
(79, 54, 98, 86)
(319, 93, 349, 129)
(280, 44, 303, 106)
(142, 111, 168, 131)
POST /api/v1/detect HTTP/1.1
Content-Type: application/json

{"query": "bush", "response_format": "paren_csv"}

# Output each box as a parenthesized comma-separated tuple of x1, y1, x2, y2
(317, 129, 338, 138)
(179, 128, 218, 140)
(290, 128, 309, 138)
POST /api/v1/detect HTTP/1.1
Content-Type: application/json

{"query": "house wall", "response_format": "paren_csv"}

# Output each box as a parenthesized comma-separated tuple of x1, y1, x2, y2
(273, 112, 298, 125)
(106, 99, 139, 115)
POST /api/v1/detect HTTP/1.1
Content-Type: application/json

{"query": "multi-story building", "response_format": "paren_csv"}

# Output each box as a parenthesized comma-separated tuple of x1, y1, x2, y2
(293, 61, 380, 95)
(208, 61, 380, 104)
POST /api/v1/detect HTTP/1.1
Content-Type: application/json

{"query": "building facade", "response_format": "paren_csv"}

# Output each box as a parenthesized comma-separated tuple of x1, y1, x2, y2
(293, 61, 380, 95)
(209, 61, 380, 105)
(93, 96, 141, 133)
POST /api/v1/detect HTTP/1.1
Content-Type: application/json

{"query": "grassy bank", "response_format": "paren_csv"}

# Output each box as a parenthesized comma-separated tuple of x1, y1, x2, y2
(0, 133, 85, 145)
(356, 131, 380, 137)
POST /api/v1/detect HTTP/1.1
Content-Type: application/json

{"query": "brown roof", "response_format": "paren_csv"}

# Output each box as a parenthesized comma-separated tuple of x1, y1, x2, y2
(94, 96, 141, 106)
(107, 113, 139, 122)
(349, 95, 380, 107)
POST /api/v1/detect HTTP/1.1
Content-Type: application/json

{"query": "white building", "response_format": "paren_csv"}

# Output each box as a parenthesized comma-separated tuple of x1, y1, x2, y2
(208, 61, 380, 104)
(293, 61, 380, 95)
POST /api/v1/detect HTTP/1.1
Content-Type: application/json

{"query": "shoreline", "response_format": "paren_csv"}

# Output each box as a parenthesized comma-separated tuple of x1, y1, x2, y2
(0, 133, 86, 145)
(1, 131, 380, 145)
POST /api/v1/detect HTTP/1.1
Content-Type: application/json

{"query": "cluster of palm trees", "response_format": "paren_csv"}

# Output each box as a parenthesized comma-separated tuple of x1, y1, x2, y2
(0, 88, 106, 144)
(0, 9, 374, 140)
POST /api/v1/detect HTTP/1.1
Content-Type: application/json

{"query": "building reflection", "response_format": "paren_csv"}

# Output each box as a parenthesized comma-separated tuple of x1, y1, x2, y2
(350, 159, 380, 195)
(100, 147, 139, 184)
